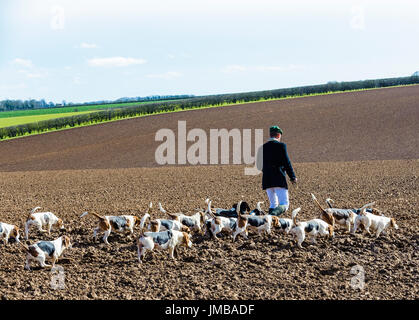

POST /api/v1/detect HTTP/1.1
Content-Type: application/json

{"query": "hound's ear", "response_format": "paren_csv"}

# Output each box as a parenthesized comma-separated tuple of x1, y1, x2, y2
(245, 202, 251, 212)
(182, 232, 190, 245)
(64, 236, 70, 247)
(328, 225, 334, 237)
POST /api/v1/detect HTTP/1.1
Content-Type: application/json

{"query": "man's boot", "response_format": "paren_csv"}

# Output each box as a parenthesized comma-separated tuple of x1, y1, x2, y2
(269, 205, 288, 216)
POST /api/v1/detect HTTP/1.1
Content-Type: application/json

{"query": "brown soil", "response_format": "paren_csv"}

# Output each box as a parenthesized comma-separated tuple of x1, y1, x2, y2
(0, 86, 417, 300)
(0, 86, 418, 172)
(0, 161, 417, 300)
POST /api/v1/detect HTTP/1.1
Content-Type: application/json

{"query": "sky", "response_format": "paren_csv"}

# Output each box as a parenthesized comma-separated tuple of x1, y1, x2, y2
(0, 0, 418, 103)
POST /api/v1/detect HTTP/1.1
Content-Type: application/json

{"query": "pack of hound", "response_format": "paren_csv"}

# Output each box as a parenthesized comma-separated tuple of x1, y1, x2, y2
(0, 194, 398, 269)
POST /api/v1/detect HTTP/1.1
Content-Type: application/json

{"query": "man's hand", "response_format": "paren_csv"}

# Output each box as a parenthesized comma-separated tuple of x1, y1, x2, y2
(291, 178, 298, 185)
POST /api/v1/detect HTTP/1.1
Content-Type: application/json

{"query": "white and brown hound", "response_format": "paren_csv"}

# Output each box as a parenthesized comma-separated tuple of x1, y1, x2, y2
(140, 211, 190, 233)
(137, 229, 192, 263)
(312, 194, 381, 232)
(25, 207, 65, 240)
(20, 235, 72, 270)
(205, 198, 252, 218)
(276, 217, 294, 233)
(205, 200, 248, 241)
(159, 203, 206, 234)
(0, 221, 21, 244)
(289, 208, 334, 248)
(352, 202, 399, 238)
(240, 213, 280, 237)
(80, 203, 150, 244)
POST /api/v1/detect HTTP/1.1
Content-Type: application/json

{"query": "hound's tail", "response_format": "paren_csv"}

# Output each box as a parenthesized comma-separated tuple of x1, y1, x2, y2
(311, 194, 335, 226)
(79, 211, 105, 221)
(204, 198, 211, 213)
(138, 226, 146, 239)
(311, 194, 325, 212)
(206, 200, 216, 219)
(291, 208, 301, 226)
(160, 202, 180, 219)
(256, 201, 263, 212)
(18, 240, 29, 252)
(158, 202, 166, 214)
(31, 206, 42, 213)
(370, 208, 384, 216)
(359, 202, 375, 215)
(27, 206, 42, 220)
(147, 202, 152, 214)
(139, 202, 153, 229)
(325, 198, 334, 209)
(236, 200, 244, 219)
(140, 213, 150, 230)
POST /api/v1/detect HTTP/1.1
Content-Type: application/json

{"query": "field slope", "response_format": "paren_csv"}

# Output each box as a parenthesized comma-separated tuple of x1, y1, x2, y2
(0, 85, 417, 300)
(0, 85, 418, 172)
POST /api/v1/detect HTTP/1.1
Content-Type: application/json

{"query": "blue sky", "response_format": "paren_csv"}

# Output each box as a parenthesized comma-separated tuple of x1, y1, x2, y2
(1, 0, 418, 103)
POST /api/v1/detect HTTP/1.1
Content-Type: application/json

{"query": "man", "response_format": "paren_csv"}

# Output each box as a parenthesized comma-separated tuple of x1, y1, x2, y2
(260, 126, 297, 216)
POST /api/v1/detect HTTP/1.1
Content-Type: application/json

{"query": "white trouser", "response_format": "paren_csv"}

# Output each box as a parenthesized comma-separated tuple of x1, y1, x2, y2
(266, 187, 289, 209)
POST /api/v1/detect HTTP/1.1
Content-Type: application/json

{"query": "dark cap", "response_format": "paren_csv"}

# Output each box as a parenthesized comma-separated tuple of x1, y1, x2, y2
(269, 126, 283, 135)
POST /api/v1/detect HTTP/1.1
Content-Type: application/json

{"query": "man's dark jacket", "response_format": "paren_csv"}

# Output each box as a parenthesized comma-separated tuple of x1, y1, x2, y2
(260, 139, 296, 190)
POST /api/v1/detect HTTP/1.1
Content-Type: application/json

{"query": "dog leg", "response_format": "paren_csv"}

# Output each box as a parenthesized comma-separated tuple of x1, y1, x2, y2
(363, 220, 372, 235)
(51, 256, 57, 268)
(345, 220, 351, 233)
(232, 230, 238, 242)
(92, 227, 100, 241)
(351, 220, 360, 235)
(212, 226, 222, 240)
(103, 228, 111, 245)
(25, 223, 30, 240)
(375, 226, 384, 238)
(169, 247, 175, 260)
(137, 244, 144, 264)
(38, 255, 51, 268)
(24, 256, 32, 270)
(297, 230, 305, 248)
(37, 223, 47, 234)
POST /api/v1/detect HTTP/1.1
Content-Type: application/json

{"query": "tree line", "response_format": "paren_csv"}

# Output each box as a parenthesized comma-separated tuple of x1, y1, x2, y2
(0, 95, 194, 112)
(1, 75, 418, 140)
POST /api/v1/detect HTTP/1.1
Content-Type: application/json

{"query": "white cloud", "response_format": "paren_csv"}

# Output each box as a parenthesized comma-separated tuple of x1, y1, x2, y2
(146, 71, 183, 80)
(26, 73, 45, 79)
(88, 57, 147, 67)
(78, 42, 98, 49)
(222, 65, 247, 73)
(222, 64, 305, 73)
(254, 66, 284, 72)
(12, 58, 33, 68)
(16, 66, 47, 79)
(0, 83, 27, 92)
